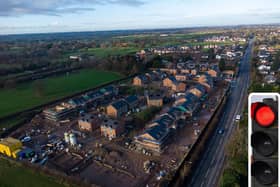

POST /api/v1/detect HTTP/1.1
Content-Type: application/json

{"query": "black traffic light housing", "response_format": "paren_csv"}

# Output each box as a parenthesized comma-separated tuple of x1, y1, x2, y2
(251, 98, 278, 186)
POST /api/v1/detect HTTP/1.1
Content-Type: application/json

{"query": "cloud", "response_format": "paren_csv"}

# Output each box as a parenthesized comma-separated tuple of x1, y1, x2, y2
(247, 8, 280, 18)
(0, 0, 145, 17)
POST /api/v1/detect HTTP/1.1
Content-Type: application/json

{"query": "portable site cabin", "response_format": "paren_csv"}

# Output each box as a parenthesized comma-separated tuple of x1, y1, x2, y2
(0, 137, 22, 158)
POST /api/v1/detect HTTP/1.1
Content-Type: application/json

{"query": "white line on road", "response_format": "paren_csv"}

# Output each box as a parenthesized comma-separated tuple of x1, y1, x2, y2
(206, 169, 210, 178)
(200, 181, 205, 187)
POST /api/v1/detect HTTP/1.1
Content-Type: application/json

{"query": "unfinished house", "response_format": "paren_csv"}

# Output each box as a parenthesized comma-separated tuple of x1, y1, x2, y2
(135, 123, 170, 154)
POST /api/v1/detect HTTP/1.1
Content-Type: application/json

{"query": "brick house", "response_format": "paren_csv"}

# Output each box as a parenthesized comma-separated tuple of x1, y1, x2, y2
(190, 69, 198, 75)
(134, 123, 170, 154)
(180, 69, 190, 74)
(107, 99, 128, 118)
(159, 68, 178, 75)
(147, 94, 163, 107)
(100, 119, 124, 139)
(175, 92, 199, 105)
(197, 74, 213, 92)
(199, 63, 209, 72)
(163, 76, 177, 88)
(189, 85, 206, 98)
(207, 64, 220, 78)
(78, 114, 101, 132)
(172, 82, 186, 92)
(133, 75, 149, 86)
(175, 74, 188, 81)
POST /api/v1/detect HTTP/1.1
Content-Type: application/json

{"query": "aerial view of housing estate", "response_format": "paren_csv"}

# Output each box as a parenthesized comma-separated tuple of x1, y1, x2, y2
(0, 1, 279, 187)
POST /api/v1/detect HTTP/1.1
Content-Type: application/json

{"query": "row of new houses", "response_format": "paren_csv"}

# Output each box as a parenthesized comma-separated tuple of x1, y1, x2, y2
(43, 85, 119, 122)
(256, 45, 278, 84)
(133, 64, 219, 88)
(134, 84, 208, 154)
(43, 64, 215, 142)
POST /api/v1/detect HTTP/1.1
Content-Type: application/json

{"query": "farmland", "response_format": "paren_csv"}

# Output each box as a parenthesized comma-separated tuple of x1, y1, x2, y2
(0, 69, 123, 119)
(82, 47, 139, 58)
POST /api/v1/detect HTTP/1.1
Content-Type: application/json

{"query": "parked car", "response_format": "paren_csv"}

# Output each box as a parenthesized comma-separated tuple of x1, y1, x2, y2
(21, 136, 31, 143)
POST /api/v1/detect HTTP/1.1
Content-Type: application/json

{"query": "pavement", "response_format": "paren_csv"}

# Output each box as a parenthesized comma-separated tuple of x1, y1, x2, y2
(188, 38, 254, 187)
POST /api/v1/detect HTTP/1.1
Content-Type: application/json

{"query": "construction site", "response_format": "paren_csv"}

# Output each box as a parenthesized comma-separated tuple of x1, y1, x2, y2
(1, 66, 230, 187)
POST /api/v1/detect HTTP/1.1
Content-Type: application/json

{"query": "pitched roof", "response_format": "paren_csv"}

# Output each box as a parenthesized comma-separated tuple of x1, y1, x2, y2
(101, 85, 115, 94)
(185, 92, 199, 102)
(111, 99, 128, 110)
(168, 76, 178, 83)
(155, 114, 175, 127)
(210, 64, 220, 72)
(135, 75, 148, 82)
(148, 93, 162, 100)
(68, 96, 87, 106)
(193, 84, 206, 94)
(145, 123, 169, 141)
(80, 113, 97, 122)
(124, 95, 138, 104)
(180, 99, 200, 113)
(101, 119, 120, 129)
(86, 91, 103, 100)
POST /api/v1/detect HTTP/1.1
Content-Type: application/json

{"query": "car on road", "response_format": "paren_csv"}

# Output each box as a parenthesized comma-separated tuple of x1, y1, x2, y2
(218, 129, 224, 134)
(235, 114, 241, 121)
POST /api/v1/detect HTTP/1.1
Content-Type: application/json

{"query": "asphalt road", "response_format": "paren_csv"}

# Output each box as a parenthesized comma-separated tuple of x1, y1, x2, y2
(188, 38, 254, 187)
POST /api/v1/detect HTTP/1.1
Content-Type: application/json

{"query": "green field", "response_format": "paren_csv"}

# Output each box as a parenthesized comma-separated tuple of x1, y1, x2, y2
(185, 41, 246, 46)
(0, 69, 123, 119)
(0, 158, 64, 187)
(82, 47, 139, 58)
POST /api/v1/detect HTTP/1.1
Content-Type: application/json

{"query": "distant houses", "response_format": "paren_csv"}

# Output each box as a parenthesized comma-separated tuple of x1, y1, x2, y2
(147, 93, 163, 107)
(163, 76, 177, 88)
(189, 84, 206, 98)
(172, 82, 187, 92)
(163, 76, 187, 92)
(175, 74, 188, 81)
(197, 73, 213, 92)
(133, 75, 149, 86)
(207, 64, 220, 78)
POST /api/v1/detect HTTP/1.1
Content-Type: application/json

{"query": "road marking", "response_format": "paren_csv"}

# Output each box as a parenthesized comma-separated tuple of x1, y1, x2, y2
(206, 169, 210, 177)
(211, 158, 215, 166)
(200, 181, 205, 187)
(215, 147, 220, 155)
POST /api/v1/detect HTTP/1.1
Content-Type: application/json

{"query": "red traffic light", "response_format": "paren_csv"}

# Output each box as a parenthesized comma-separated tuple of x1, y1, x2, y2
(251, 102, 260, 118)
(255, 105, 275, 127)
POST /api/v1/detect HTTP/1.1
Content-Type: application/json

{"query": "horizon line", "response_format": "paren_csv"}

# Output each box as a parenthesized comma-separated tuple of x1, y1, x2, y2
(1, 22, 280, 37)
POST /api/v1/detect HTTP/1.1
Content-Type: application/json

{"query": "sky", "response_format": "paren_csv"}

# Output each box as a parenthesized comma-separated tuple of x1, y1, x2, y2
(0, 0, 280, 35)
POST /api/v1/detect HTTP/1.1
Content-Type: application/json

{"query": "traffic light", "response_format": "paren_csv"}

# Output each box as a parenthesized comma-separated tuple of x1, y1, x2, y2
(249, 95, 279, 187)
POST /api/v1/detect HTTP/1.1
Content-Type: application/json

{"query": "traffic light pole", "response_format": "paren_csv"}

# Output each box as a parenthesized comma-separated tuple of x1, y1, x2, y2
(249, 93, 280, 187)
